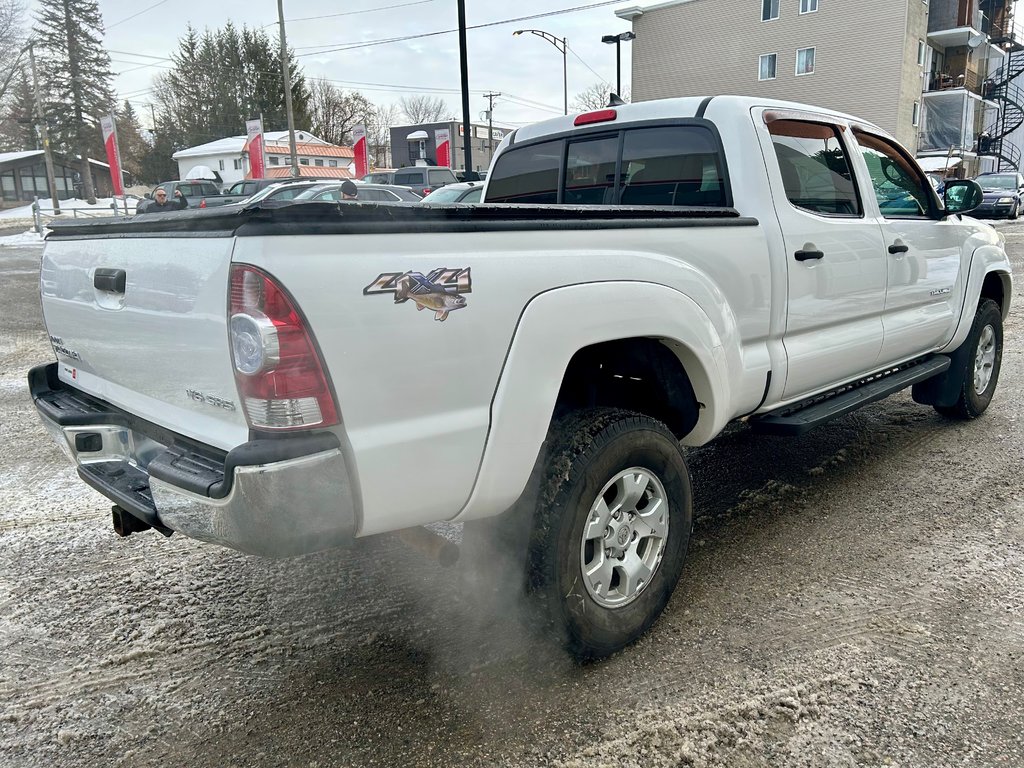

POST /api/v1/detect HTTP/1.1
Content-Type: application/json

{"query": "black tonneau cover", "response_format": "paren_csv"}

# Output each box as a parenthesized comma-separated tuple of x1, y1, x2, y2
(46, 200, 755, 240)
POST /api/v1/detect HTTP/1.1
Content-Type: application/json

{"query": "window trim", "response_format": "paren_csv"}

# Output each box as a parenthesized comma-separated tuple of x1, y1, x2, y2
(485, 117, 735, 208)
(912, 101, 920, 126)
(767, 116, 865, 219)
(759, 52, 778, 81)
(762, 0, 780, 22)
(796, 46, 816, 76)
(799, 0, 818, 14)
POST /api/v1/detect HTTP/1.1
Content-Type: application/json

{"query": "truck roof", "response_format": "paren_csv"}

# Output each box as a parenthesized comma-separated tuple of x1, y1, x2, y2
(510, 95, 889, 146)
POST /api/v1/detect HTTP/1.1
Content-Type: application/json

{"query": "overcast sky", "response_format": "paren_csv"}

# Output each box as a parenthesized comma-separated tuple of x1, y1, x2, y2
(27, 0, 638, 131)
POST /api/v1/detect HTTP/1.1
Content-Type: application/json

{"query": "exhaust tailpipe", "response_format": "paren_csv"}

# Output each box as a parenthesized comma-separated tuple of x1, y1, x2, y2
(397, 526, 460, 567)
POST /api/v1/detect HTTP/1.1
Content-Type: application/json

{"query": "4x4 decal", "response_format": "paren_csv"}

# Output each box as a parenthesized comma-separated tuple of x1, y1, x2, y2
(363, 267, 471, 322)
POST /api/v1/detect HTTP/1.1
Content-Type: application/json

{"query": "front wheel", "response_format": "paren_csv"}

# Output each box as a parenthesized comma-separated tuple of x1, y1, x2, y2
(1010, 201, 1020, 220)
(527, 409, 692, 660)
(935, 299, 1003, 419)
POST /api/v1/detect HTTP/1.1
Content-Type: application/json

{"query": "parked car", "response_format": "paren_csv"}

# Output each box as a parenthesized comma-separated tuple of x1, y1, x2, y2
(293, 183, 422, 202)
(391, 166, 459, 196)
(970, 172, 1024, 219)
(361, 170, 396, 184)
(419, 181, 483, 203)
(200, 177, 334, 208)
(29, 95, 1009, 660)
(137, 180, 220, 212)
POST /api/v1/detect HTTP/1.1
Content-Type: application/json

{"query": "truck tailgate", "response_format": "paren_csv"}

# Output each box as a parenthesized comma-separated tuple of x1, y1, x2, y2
(40, 236, 248, 450)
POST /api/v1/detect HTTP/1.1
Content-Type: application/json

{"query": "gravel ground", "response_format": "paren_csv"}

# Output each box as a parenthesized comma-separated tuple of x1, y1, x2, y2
(0, 226, 1021, 767)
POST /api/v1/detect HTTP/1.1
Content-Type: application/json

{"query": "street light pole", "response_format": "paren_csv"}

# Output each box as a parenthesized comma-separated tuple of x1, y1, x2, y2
(513, 29, 568, 115)
(602, 32, 636, 97)
(277, 0, 299, 177)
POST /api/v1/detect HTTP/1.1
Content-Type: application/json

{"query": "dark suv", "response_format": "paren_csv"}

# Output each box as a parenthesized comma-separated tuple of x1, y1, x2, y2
(392, 166, 459, 196)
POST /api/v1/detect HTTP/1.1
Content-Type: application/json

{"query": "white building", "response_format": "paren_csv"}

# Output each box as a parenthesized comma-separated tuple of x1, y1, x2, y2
(172, 130, 354, 185)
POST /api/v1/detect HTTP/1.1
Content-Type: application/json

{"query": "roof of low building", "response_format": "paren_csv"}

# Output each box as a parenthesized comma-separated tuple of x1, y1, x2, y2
(172, 130, 330, 159)
(265, 143, 354, 158)
(263, 166, 354, 179)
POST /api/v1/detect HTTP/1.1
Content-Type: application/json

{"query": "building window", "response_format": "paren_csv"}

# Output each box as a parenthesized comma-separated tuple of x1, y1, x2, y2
(759, 53, 778, 81)
(762, 0, 779, 21)
(912, 101, 920, 126)
(917, 39, 925, 66)
(328, 159, 338, 167)
(800, 0, 818, 13)
(269, 156, 280, 166)
(796, 47, 816, 75)
(233, 159, 242, 170)
(283, 157, 292, 165)
(218, 159, 225, 171)
(299, 158, 309, 165)
(314, 158, 324, 166)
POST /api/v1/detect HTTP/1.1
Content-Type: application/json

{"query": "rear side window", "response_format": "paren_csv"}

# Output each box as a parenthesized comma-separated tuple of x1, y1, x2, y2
(394, 171, 423, 186)
(620, 127, 727, 206)
(486, 139, 562, 203)
(769, 119, 861, 215)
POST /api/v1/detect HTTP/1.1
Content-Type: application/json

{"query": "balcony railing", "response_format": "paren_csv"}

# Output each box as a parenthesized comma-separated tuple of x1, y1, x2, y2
(925, 68, 994, 99)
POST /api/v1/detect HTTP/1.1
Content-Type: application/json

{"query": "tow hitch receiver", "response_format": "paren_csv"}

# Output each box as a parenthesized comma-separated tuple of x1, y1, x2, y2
(111, 505, 154, 537)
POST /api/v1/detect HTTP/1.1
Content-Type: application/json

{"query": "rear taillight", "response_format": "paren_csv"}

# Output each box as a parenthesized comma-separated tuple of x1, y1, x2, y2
(422, 188, 431, 196)
(199, 198, 207, 208)
(228, 265, 338, 430)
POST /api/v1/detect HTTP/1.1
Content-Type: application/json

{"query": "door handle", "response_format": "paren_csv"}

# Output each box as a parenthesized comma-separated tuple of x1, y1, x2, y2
(794, 249, 824, 261)
(888, 242, 909, 255)
(94, 268, 126, 293)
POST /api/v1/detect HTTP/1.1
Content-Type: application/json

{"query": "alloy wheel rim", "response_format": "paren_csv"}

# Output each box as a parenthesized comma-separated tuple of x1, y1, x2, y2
(580, 467, 669, 609)
(974, 324, 997, 395)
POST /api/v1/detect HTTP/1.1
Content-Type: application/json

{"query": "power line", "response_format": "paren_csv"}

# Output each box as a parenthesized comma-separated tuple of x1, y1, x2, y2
(274, 0, 442, 26)
(567, 46, 612, 89)
(106, 0, 171, 30)
(292, 0, 626, 56)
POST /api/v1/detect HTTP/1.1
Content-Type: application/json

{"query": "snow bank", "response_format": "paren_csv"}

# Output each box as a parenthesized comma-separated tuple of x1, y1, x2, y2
(0, 229, 45, 248)
(0, 197, 138, 219)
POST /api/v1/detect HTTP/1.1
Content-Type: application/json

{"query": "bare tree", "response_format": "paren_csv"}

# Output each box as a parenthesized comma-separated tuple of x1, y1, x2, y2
(571, 82, 630, 113)
(365, 102, 400, 168)
(307, 78, 372, 146)
(399, 94, 449, 124)
(0, 0, 24, 61)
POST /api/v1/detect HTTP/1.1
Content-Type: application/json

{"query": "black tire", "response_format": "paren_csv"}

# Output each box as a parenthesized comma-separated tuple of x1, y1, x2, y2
(935, 299, 1003, 419)
(527, 408, 692, 660)
(1011, 201, 1020, 220)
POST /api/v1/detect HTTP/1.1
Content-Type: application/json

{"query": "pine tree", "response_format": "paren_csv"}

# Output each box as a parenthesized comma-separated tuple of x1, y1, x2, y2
(154, 23, 310, 151)
(115, 100, 148, 185)
(33, 0, 115, 203)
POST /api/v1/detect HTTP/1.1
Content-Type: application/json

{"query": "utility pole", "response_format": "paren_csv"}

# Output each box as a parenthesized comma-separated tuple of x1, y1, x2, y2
(148, 103, 157, 134)
(457, 0, 473, 175)
(277, 0, 299, 177)
(26, 41, 60, 215)
(483, 92, 500, 159)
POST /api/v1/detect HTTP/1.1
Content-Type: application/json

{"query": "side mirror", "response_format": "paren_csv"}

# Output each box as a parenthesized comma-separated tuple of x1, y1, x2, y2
(943, 179, 983, 215)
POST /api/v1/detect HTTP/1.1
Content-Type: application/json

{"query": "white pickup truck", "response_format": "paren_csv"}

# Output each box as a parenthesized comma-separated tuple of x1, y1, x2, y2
(30, 96, 1012, 659)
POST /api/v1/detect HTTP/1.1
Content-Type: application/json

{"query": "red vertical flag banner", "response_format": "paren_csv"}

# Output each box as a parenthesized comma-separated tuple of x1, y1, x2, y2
(99, 114, 124, 196)
(352, 124, 368, 178)
(246, 119, 266, 179)
(435, 128, 451, 168)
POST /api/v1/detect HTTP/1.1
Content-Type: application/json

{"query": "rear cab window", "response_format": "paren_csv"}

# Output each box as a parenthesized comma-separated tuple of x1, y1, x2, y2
(429, 169, 455, 186)
(485, 123, 729, 207)
(394, 171, 423, 187)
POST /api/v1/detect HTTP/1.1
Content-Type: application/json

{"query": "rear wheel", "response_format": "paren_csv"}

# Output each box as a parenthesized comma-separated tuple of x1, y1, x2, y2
(527, 409, 692, 660)
(935, 299, 1003, 419)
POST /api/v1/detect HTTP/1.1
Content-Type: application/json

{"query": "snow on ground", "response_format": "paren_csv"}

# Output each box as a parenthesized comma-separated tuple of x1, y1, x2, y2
(0, 197, 137, 219)
(0, 229, 46, 248)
